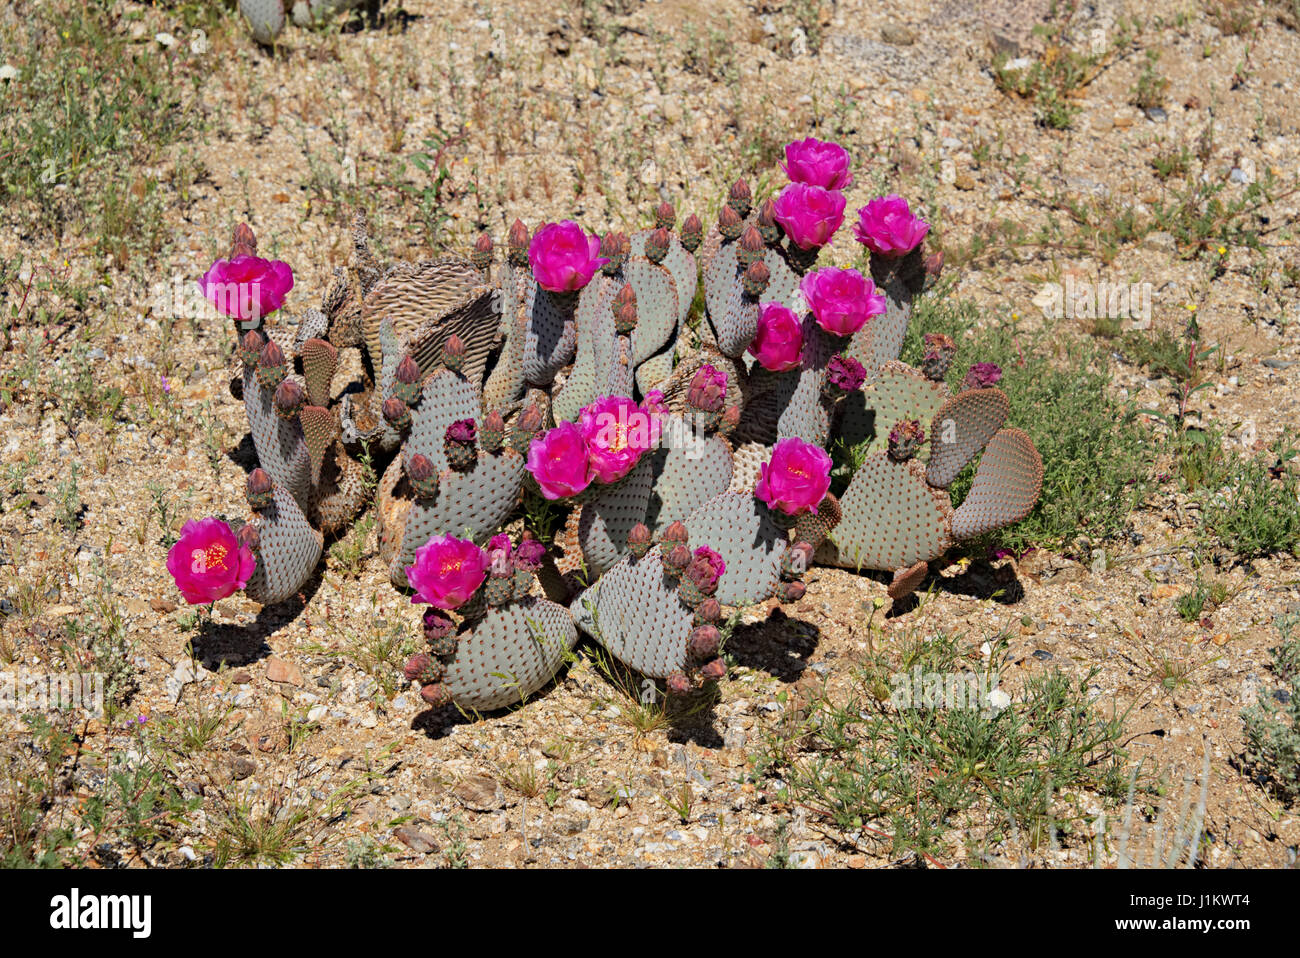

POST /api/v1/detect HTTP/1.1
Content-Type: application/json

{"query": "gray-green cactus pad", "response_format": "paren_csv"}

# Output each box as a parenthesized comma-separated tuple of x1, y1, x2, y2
(571, 550, 694, 679)
(926, 388, 1010, 488)
(950, 428, 1043, 541)
(441, 599, 578, 711)
(244, 482, 324, 605)
(828, 453, 954, 571)
(682, 491, 786, 607)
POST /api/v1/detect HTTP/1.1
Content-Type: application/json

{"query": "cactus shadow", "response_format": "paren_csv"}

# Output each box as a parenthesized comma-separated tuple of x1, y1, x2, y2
(409, 661, 581, 739)
(191, 576, 322, 668)
(724, 607, 822, 684)
(930, 557, 1026, 605)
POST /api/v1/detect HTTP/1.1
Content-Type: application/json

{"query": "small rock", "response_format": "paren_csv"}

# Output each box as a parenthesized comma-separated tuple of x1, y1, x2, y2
(881, 24, 916, 46)
(229, 670, 252, 685)
(1144, 106, 1167, 123)
(150, 597, 177, 614)
(266, 658, 303, 686)
(229, 757, 256, 781)
(393, 825, 439, 854)
(1032, 649, 1054, 661)
(453, 774, 505, 811)
(1142, 231, 1176, 253)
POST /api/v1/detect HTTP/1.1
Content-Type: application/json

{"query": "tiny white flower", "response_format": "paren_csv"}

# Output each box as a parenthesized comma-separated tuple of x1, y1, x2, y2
(979, 641, 992, 658)
(987, 688, 1011, 711)
(0, 64, 19, 82)
(154, 32, 176, 47)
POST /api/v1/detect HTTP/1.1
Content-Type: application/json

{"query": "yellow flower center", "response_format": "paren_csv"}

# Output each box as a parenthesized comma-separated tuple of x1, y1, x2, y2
(203, 543, 228, 572)
(439, 557, 463, 577)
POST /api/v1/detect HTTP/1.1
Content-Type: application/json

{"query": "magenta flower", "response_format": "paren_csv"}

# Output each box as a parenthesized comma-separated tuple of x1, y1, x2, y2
(748, 303, 804, 372)
(686, 546, 727, 595)
(579, 395, 657, 484)
(826, 355, 868, 392)
(641, 388, 669, 421)
(526, 421, 595, 499)
(755, 437, 833, 516)
(771, 183, 846, 250)
(487, 533, 513, 576)
(962, 362, 1003, 390)
(527, 221, 609, 293)
(515, 537, 547, 571)
(782, 137, 854, 191)
(198, 255, 294, 323)
(800, 267, 886, 338)
(165, 517, 256, 605)
(852, 195, 930, 257)
(405, 535, 489, 610)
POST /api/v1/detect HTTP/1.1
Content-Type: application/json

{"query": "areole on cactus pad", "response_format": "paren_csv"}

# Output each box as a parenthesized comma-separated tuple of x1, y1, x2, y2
(170, 134, 1043, 716)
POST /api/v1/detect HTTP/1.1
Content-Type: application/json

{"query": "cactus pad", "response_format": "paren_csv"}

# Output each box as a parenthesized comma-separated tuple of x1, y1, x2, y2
(571, 550, 695, 679)
(926, 388, 1010, 488)
(829, 453, 953, 571)
(438, 599, 578, 712)
(949, 428, 1043, 540)
(244, 481, 324, 605)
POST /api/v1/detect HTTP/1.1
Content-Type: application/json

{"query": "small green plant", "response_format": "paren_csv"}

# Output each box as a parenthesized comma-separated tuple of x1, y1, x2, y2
(1131, 50, 1169, 110)
(754, 630, 1131, 861)
(1242, 616, 1300, 805)
(1203, 434, 1300, 557)
(54, 462, 82, 532)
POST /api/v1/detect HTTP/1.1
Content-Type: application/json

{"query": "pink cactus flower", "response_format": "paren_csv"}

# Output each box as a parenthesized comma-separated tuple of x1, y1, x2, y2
(641, 389, 669, 420)
(527, 221, 609, 293)
(852, 195, 930, 257)
(580, 395, 657, 484)
(826, 355, 868, 392)
(800, 267, 886, 338)
(405, 535, 489, 610)
(515, 537, 547, 571)
(748, 303, 804, 372)
(962, 362, 1003, 390)
(686, 546, 727, 594)
(770, 183, 846, 250)
(198, 255, 294, 323)
(755, 437, 833, 516)
(526, 421, 595, 499)
(782, 137, 854, 191)
(166, 517, 256, 605)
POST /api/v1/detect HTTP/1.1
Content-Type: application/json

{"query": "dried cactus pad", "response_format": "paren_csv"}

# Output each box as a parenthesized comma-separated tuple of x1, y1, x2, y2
(244, 482, 324, 605)
(682, 491, 786, 607)
(440, 599, 578, 712)
(402, 284, 499, 389)
(571, 550, 695, 679)
(361, 258, 484, 371)
(829, 453, 954, 571)
(949, 428, 1043, 541)
(926, 388, 1010, 488)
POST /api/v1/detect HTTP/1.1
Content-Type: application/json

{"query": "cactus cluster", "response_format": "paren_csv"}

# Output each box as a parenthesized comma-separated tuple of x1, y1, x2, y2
(217, 137, 1041, 714)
